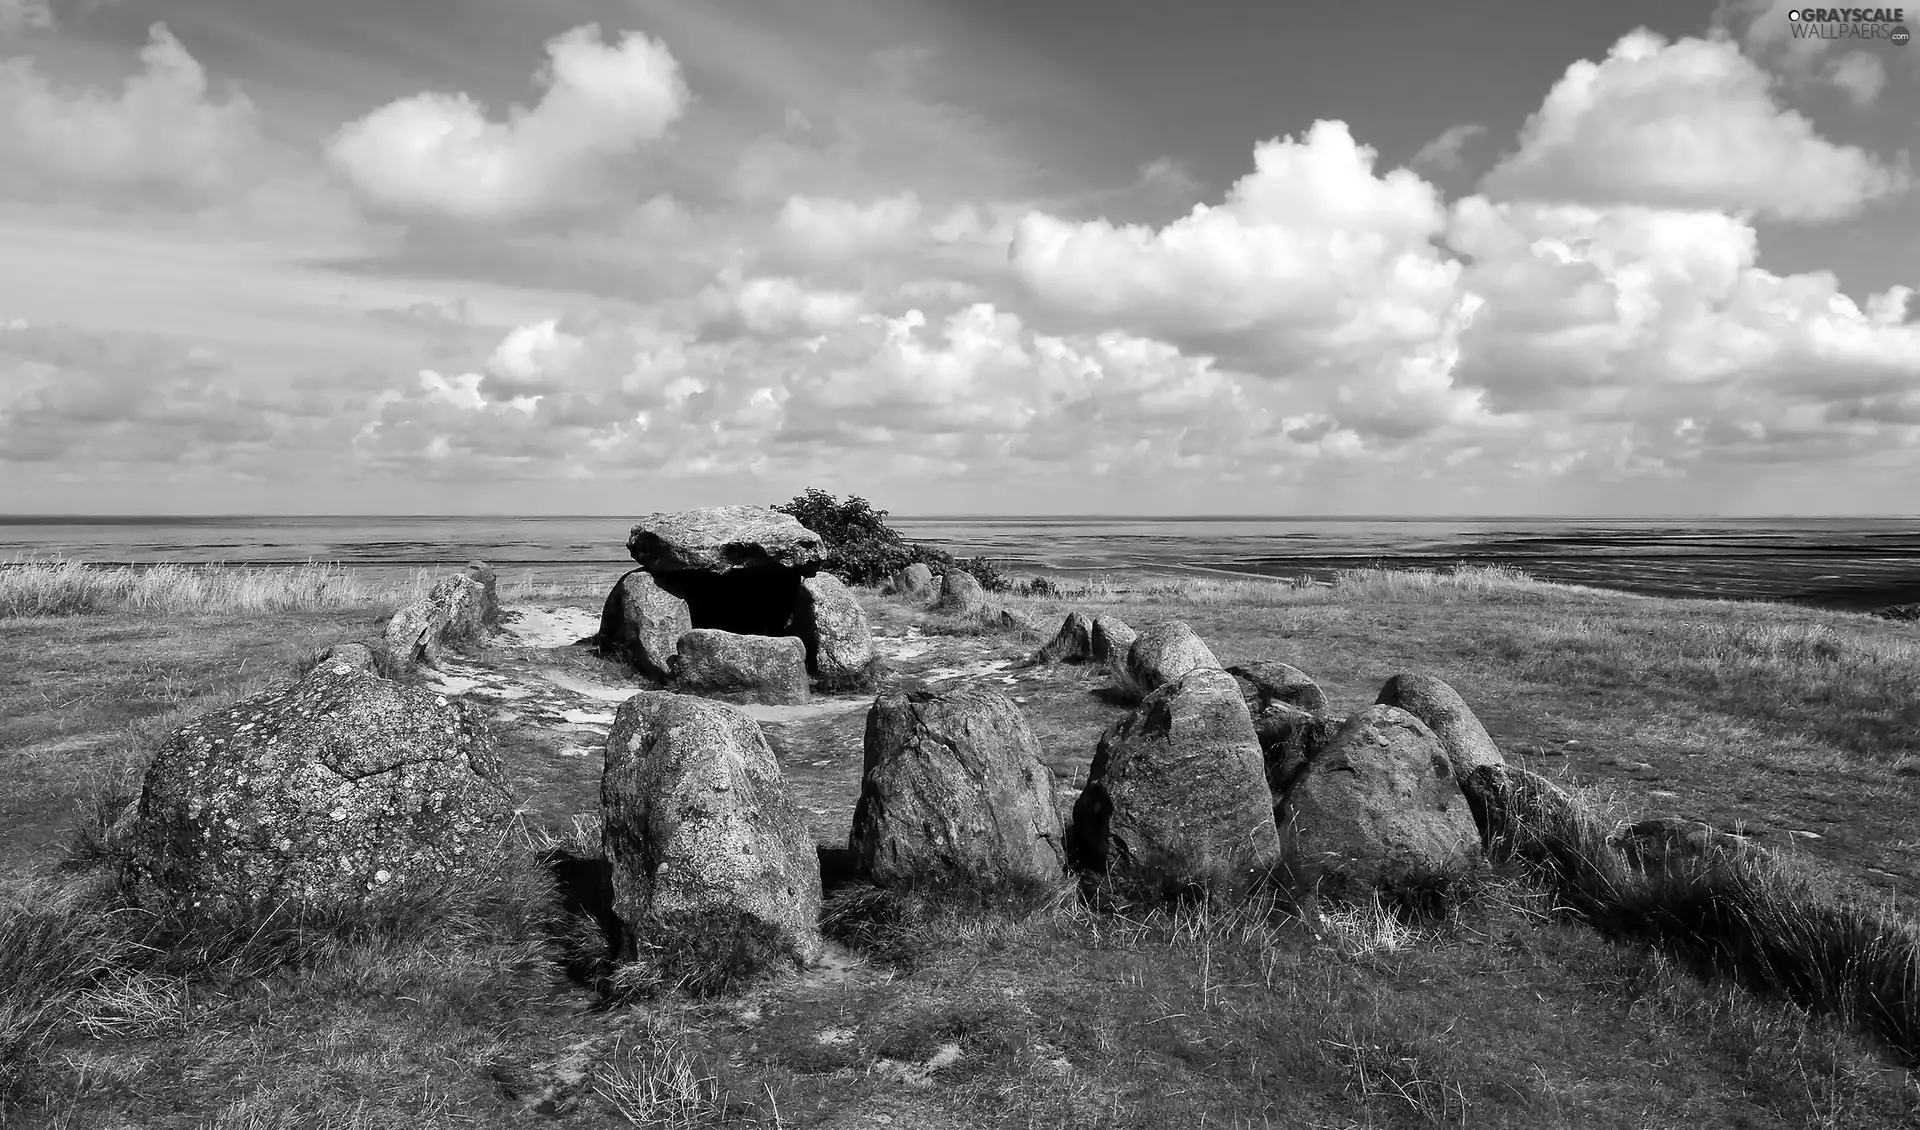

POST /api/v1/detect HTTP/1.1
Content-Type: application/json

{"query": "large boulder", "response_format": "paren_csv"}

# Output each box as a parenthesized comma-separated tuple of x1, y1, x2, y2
(602, 692, 823, 968)
(792, 573, 878, 691)
(598, 568, 693, 682)
(465, 560, 501, 627)
(1228, 662, 1328, 716)
(1374, 673, 1505, 774)
(1278, 705, 1481, 902)
(672, 629, 809, 705)
(1068, 668, 1281, 900)
(852, 687, 1066, 888)
(1123, 621, 1219, 695)
(128, 659, 514, 918)
(382, 573, 488, 671)
(885, 563, 936, 598)
(935, 570, 988, 614)
(1090, 616, 1138, 675)
(627, 507, 821, 637)
(1036, 610, 1094, 663)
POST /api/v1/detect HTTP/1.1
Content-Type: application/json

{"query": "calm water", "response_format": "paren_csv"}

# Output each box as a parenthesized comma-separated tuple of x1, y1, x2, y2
(2, 515, 1918, 611)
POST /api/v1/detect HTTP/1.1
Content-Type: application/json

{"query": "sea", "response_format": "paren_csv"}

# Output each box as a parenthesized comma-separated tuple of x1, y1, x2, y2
(2, 515, 1919, 612)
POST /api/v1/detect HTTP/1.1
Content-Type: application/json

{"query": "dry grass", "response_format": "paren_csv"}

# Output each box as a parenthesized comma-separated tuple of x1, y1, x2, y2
(0, 558, 413, 618)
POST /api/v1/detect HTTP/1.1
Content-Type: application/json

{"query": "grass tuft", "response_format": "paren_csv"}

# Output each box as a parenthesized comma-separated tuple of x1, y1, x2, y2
(0, 558, 399, 618)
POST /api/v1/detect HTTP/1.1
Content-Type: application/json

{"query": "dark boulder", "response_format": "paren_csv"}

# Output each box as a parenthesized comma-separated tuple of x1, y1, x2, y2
(935, 570, 988, 615)
(1036, 611, 1095, 663)
(1278, 705, 1481, 902)
(852, 687, 1065, 888)
(602, 692, 823, 968)
(1068, 668, 1281, 900)
(885, 563, 936, 598)
(128, 659, 514, 918)
(672, 629, 809, 705)
(1228, 661, 1328, 716)
(465, 560, 501, 626)
(1090, 616, 1138, 674)
(598, 568, 693, 682)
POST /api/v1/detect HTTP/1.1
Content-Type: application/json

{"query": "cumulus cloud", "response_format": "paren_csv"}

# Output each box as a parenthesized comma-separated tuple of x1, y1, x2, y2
(1480, 29, 1904, 220)
(326, 24, 689, 225)
(1719, 0, 1901, 102)
(773, 193, 923, 264)
(0, 24, 264, 204)
(1410, 123, 1487, 173)
(1011, 121, 1464, 373)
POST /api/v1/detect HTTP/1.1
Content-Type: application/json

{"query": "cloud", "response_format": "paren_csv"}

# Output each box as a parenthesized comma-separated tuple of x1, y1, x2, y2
(1719, 0, 1903, 101)
(0, 0, 52, 35)
(326, 24, 690, 226)
(1410, 123, 1488, 173)
(772, 192, 923, 265)
(0, 24, 264, 205)
(1010, 121, 1463, 373)
(1823, 51, 1887, 106)
(1480, 30, 1904, 220)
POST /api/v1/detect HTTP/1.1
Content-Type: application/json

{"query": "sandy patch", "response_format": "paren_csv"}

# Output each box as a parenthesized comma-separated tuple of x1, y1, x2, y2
(500, 605, 600, 650)
(536, 668, 640, 703)
(739, 698, 873, 724)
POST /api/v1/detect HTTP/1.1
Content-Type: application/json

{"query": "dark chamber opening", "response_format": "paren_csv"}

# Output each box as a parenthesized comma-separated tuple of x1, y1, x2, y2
(654, 568, 804, 637)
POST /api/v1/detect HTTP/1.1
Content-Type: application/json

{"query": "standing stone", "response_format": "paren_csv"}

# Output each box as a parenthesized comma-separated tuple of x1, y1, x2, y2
(1228, 662, 1328, 716)
(602, 692, 823, 968)
(598, 568, 693, 682)
(1036, 610, 1095, 663)
(852, 687, 1066, 888)
(627, 507, 823, 637)
(382, 572, 488, 671)
(1068, 668, 1281, 900)
(1374, 673, 1505, 774)
(1124, 621, 1220, 695)
(465, 561, 501, 626)
(992, 606, 1037, 633)
(1090, 616, 1138, 675)
(672, 629, 809, 705)
(935, 570, 988, 614)
(792, 573, 878, 691)
(1228, 662, 1335, 797)
(129, 659, 514, 918)
(1278, 705, 1482, 902)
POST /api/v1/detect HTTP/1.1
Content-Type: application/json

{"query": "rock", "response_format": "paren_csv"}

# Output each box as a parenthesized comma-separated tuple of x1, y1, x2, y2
(1872, 602, 1920, 622)
(382, 573, 488, 671)
(597, 568, 693, 682)
(1278, 705, 1481, 902)
(319, 642, 378, 673)
(1123, 621, 1219, 695)
(627, 505, 824, 574)
(672, 629, 809, 705)
(852, 687, 1066, 888)
(935, 570, 987, 614)
(992, 606, 1037, 633)
(465, 560, 501, 626)
(1611, 816, 1752, 871)
(628, 507, 821, 637)
(1068, 668, 1281, 900)
(886, 563, 936, 597)
(1374, 673, 1505, 774)
(792, 573, 878, 691)
(1255, 703, 1340, 798)
(1228, 662, 1328, 716)
(1036, 611, 1095, 663)
(128, 660, 514, 918)
(1090, 616, 1138, 674)
(602, 692, 823, 967)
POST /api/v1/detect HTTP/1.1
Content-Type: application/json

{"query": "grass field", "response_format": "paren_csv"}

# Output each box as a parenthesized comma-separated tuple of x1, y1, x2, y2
(2, 562, 1918, 1127)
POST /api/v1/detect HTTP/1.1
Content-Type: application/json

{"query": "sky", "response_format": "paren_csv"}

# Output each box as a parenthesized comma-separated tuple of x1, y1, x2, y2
(0, 0, 1916, 516)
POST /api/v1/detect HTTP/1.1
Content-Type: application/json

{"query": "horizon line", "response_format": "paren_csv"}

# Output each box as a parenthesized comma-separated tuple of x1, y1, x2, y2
(1, 512, 1918, 523)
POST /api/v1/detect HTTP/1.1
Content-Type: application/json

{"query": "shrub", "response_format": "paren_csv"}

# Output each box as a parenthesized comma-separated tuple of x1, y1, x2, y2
(951, 556, 1012, 594)
(774, 488, 957, 587)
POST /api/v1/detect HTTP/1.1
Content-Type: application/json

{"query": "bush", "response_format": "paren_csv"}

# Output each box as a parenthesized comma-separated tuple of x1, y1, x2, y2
(773, 489, 955, 587)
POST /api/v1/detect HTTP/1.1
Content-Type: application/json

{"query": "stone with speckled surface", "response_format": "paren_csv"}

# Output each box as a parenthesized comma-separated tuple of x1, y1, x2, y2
(601, 691, 823, 964)
(128, 659, 514, 919)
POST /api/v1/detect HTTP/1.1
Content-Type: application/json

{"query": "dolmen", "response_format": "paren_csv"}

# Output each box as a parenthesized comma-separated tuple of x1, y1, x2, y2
(598, 506, 878, 700)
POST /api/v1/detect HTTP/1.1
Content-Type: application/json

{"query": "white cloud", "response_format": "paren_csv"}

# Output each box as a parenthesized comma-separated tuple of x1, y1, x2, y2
(1823, 51, 1887, 106)
(1410, 123, 1487, 173)
(1720, 0, 1901, 102)
(326, 24, 689, 225)
(772, 193, 923, 264)
(0, 24, 264, 203)
(1480, 29, 1904, 220)
(697, 271, 865, 338)
(1010, 121, 1463, 374)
